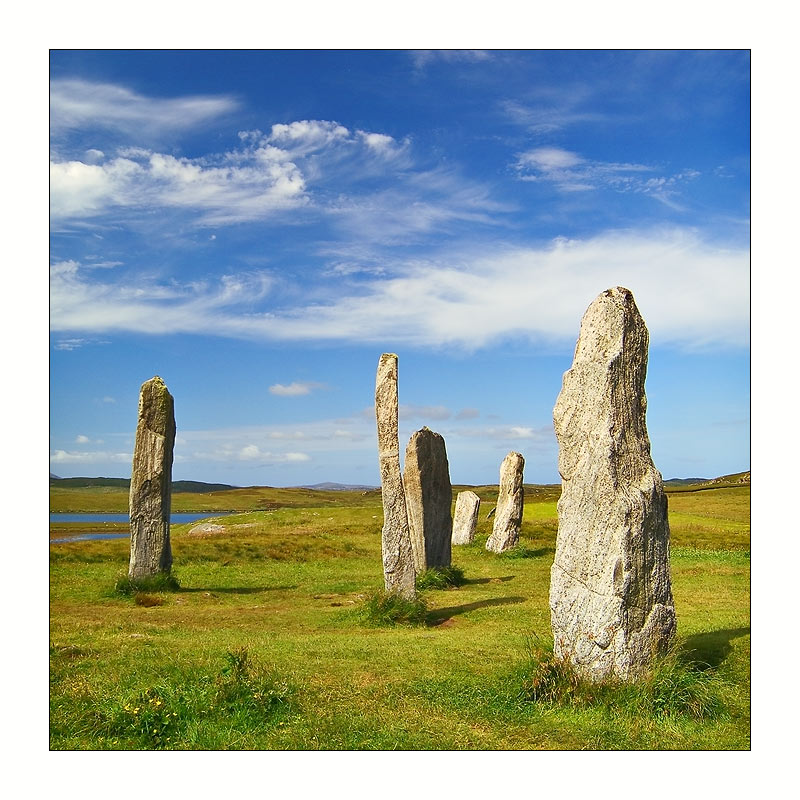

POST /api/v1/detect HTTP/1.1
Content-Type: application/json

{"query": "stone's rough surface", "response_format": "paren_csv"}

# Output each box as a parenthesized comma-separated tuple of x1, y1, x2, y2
(404, 427, 453, 568)
(128, 376, 175, 580)
(375, 354, 416, 599)
(485, 452, 525, 553)
(550, 287, 676, 682)
(452, 491, 481, 545)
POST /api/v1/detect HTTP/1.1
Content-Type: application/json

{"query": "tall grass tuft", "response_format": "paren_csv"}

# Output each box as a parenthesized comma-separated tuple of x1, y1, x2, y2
(214, 648, 296, 725)
(87, 649, 295, 749)
(358, 589, 428, 627)
(416, 565, 466, 590)
(114, 571, 181, 596)
(518, 638, 726, 720)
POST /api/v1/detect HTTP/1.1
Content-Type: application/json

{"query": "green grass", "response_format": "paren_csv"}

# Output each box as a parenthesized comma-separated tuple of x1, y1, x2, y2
(416, 565, 466, 590)
(50, 483, 749, 750)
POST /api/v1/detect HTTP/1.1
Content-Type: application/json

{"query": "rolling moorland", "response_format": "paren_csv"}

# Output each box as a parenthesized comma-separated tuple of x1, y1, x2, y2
(49, 472, 750, 750)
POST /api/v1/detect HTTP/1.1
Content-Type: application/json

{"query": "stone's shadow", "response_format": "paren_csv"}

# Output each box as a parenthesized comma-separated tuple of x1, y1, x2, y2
(680, 627, 751, 670)
(178, 585, 297, 595)
(462, 575, 515, 585)
(502, 547, 552, 559)
(427, 595, 526, 627)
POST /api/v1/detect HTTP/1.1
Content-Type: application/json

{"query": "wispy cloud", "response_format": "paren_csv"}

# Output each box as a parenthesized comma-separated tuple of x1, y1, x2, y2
(500, 90, 609, 135)
(410, 50, 493, 69)
(50, 228, 749, 351)
(514, 146, 700, 206)
(269, 381, 325, 397)
(50, 78, 239, 138)
(50, 449, 132, 464)
(400, 404, 452, 421)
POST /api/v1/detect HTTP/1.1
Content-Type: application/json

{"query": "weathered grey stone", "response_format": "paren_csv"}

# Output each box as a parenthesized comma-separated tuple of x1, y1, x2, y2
(550, 287, 676, 682)
(375, 354, 416, 599)
(485, 452, 524, 553)
(128, 376, 175, 580)
(403, 427, 453, 568)
(452, 490, 481, 545)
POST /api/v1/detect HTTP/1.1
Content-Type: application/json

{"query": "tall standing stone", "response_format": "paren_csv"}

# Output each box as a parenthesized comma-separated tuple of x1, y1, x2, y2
(485, 452, 525, 553)
(550, 287, 676, 682)
(403, 427, 453, 569)
(375, 354, 416, 599)
(452, 490, 481, 545)
(128, 376, 176, 581)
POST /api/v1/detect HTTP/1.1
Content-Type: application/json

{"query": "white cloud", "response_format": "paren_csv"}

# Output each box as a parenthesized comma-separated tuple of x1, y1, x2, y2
(267, 120, 351, 155)
(50, 150, 308, 224)
(501, 93, 608, 135)
(50, 449, 131, 464)
(50, 114, 418, 226)
(49, 228, 748, 351)
(51, 262, 274, 335)
(50, 78, 238, 137)
(518, 147, 584, 171)
(75, 435, 90, 444)
(399, 404, 451, 421)
(514, 146, 696, 203)
(410, 50, 493, 69)
(269, 381, 325, 397)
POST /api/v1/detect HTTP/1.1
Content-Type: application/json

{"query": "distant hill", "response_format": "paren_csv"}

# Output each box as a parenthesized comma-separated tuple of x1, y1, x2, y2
(297, 482, 378, 491)
(665, 470, 750, 493)
(49, 476, 239, 493)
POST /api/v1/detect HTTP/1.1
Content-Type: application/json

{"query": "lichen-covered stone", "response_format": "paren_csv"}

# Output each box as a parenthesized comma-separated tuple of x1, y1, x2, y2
(404, 427, 453, 568)
(128, 376, 175, 580)
(485, 452, 524, 553)
(550, 287, 676, 682)
(375, 354, 416, 599)
(452, 491, 481, 545)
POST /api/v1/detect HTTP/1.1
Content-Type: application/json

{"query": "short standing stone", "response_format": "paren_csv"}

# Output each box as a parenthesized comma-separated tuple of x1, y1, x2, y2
(549, 287, 676, 682)
(452, 490, 481, 545)
(128, 376, 175, 580)
(375, 354, 416, 599)
(403, 427, 453, 568)
(485, 452, 524, 553)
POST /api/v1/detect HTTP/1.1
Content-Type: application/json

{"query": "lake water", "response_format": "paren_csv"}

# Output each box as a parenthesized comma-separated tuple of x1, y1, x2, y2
(50, 512, 231, 524)
(49, 512, 233, 543)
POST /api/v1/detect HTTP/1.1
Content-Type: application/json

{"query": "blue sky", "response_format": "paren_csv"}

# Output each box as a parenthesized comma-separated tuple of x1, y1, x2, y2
(49, 50, 750, 487)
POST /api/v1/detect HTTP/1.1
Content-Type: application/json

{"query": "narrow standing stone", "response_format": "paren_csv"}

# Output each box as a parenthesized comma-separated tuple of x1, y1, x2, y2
(128, 376, 175, 581)
(375, 354, 416, 599)
(549, 287, 676, 682)
(485, 452, 525, 553)
(452, 490, 481, 545)
(404, 427, 453, 569)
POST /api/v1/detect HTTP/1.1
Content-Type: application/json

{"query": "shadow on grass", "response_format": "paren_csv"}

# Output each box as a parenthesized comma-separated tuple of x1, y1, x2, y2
(427, 596, 526, 627)
(680, 627, 751, 670)
(178, 585, 298, 595)
(498, 546, 552, 559)
(462, 575, 515, 585)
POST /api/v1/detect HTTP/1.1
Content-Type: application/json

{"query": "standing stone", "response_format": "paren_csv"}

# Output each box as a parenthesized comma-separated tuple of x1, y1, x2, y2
(128, 376, 175, 581)
(403, 427, 453, 569)
(452, 490, 481, 545)
(485, 452, 525, 553)
(550, 287, 676, 682)
(375, 354, 416, 599)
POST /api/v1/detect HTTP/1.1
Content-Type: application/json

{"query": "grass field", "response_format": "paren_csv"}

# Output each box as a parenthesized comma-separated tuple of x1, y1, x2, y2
(49, 483, 749, 750)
